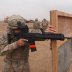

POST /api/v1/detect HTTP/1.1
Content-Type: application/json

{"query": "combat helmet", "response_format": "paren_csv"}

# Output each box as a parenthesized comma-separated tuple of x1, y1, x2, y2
(8, 15, 26, 29)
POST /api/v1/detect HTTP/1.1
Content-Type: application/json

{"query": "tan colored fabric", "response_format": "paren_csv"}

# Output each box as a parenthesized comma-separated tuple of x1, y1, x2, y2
(0, 33, 30, 72)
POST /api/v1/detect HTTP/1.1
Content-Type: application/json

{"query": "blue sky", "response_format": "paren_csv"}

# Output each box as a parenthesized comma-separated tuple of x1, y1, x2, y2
(0, 0, 72, 20)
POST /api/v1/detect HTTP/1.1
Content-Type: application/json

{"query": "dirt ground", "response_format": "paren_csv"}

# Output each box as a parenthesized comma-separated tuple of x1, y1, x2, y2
(0, 22, 72, 72)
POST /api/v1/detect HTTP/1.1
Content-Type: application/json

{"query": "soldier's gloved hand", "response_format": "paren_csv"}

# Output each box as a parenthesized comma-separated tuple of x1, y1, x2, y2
(16, 38, 25, 46)
(48, 25, 56, 33)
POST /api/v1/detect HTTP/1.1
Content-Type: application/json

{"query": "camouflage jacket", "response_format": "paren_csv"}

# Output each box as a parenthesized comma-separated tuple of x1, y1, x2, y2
(0, 32, 29, 61)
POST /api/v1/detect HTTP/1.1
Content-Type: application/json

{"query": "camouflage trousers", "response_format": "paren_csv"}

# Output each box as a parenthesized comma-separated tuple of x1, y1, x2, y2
(3, 59, 30, 72)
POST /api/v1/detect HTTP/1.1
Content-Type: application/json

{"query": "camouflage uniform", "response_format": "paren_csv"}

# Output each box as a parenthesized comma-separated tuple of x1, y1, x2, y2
(0, 15, 30, 72)
(31, 18, 42, 33)
(41, 19, 48, 31)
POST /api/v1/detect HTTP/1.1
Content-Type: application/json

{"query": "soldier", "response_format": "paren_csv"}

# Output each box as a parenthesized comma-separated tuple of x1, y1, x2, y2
(31, 18, 42, 33)
(41, 18, 48, 32)
(0, 15, 30, 72)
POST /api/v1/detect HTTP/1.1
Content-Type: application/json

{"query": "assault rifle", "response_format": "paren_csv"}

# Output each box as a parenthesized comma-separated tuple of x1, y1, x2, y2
(10, 28, 64, 52)
(8, 22, 71, 52)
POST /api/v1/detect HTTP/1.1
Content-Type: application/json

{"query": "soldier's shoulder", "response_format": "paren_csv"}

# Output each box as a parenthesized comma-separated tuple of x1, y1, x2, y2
(0, 32, 7, 39)
(0, 32, 8, 44)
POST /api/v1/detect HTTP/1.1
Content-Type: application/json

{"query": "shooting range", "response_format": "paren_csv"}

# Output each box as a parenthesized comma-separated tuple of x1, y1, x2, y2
(0, 10, 72, 72)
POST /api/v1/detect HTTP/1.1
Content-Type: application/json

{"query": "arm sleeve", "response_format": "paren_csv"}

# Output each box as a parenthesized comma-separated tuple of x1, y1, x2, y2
(0, 33, 18, 56)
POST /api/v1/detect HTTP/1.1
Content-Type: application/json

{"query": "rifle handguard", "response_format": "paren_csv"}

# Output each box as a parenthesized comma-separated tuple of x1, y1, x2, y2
(45, 33, 64, 40)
